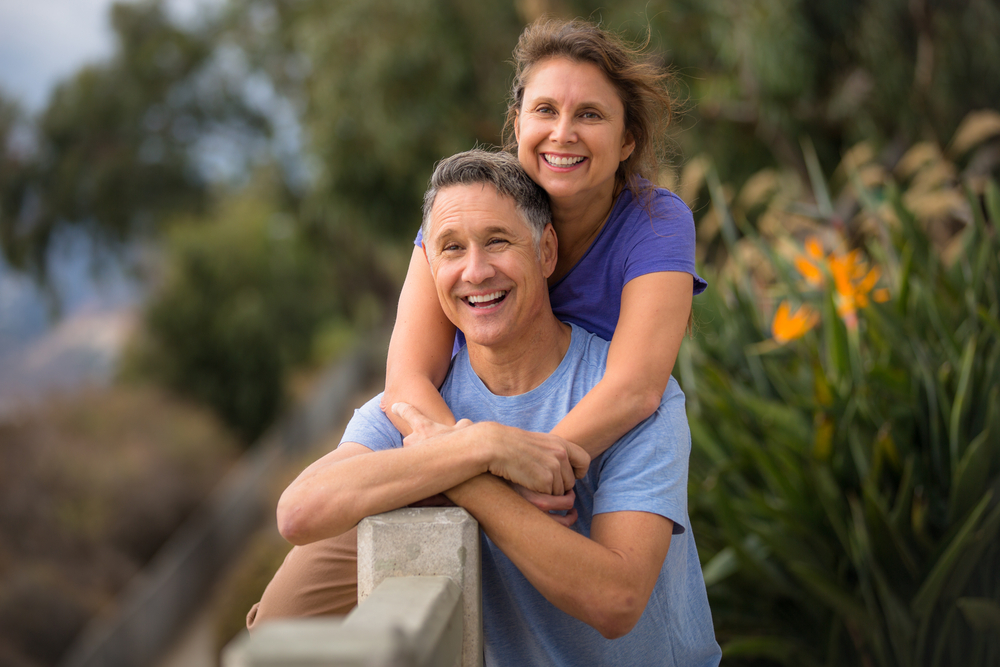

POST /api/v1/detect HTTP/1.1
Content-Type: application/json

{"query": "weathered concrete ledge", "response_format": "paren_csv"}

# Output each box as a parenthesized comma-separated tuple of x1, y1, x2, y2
(227, 576, 463, 667)
(225, 507, 483, 667)
(358, 507, 482, 667)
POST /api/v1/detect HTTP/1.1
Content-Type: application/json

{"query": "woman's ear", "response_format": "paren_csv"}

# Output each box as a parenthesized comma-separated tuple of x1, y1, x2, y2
(620, 130, 636, 162)
(540, 224, 558, 278)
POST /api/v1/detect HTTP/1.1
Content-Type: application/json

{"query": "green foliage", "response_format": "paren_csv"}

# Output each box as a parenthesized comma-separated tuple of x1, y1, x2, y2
(0, 0, 272, 278)
(264, 0, 524, 239)
(126, 187, 354, 442)
(683, 133, 1000, 664)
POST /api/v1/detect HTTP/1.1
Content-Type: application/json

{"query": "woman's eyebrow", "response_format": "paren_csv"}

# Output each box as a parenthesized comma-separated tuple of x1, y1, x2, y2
(525, 94, 613, 112)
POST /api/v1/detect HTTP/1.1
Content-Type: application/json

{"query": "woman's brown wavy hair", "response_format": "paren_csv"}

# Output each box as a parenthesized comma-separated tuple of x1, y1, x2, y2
(502, 17, 676, 199)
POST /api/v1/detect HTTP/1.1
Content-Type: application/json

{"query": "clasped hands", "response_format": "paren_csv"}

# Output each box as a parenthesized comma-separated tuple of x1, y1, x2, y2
(391, 402, 590, 526)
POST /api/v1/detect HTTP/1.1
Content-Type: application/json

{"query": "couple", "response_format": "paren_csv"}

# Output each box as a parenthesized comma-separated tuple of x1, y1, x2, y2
(253, 148, 721, 666)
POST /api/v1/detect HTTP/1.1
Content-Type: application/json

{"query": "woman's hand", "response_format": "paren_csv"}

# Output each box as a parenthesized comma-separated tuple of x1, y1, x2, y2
(513, 485, 578, 527)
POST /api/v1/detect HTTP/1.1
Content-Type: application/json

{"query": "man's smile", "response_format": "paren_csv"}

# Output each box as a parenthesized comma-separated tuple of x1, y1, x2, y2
(463, 290, 509, 308)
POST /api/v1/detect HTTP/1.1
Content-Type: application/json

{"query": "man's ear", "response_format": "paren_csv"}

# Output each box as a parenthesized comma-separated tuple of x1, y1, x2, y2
(540, 224, 558, 278)
(620, 130, 636, 162)
(422, 242, 430, 265)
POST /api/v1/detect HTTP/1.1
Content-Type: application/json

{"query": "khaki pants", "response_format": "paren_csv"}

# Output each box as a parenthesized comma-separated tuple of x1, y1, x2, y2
(246, 527, 358, 630)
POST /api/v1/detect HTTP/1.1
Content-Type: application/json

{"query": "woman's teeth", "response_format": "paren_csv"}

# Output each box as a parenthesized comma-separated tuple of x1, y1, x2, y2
(544, 155, 585, 167)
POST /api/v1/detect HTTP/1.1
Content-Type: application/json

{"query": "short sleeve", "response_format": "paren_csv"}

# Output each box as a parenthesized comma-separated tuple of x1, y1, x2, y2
(339, 394, 404, 452)
(592, 379, 691, 534)
(622, 190, 707, 295)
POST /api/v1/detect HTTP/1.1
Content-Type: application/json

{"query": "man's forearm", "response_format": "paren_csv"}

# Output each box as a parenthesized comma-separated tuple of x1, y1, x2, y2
(278, 434, 487, 545)
(446, 474, 673, 639)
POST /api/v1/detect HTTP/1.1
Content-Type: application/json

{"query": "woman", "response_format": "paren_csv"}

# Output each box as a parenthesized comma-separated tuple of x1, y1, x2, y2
(248, 17, 705, 626)
(384, 17, 704, 471)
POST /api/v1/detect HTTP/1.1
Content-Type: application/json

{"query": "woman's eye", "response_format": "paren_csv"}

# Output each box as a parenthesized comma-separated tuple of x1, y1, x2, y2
(581, 111, 601, 119)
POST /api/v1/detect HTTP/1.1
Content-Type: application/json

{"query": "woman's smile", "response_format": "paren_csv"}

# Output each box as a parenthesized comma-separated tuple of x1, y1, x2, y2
(516, 57, 634, 209)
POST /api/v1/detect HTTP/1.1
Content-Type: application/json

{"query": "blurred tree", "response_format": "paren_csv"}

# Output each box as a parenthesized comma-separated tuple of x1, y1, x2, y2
(236, 0, 525, 240)
(541, 0, 1000, 184)
(125, 180, 355, 441)
(0, 0, 275, 281)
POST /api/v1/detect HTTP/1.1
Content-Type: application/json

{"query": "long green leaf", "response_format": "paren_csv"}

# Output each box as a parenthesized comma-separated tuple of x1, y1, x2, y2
(949, 425, 994, 523)
(702, 546, 739, 586)
(985, 180, 1000, 233)
(801, 136, 835, 219)
(912, 491, 993, 618)
(789, 561, 870, 625)
(956, 597, 1000, 632)
(949, 335, 977, 469)
(722, 636, 806, 664)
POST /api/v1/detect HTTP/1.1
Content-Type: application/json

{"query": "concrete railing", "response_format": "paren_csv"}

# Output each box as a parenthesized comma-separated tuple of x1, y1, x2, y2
(225, 507, 483, 667)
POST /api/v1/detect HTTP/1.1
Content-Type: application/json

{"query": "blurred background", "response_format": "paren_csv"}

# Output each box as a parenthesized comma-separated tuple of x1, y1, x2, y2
(1, 0, 998, 666)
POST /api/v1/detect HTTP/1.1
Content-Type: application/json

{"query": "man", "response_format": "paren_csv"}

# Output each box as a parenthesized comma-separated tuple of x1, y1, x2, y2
(264, 149, 720, 665)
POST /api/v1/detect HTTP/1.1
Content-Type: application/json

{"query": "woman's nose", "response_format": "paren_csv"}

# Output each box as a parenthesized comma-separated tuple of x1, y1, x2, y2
(550, 115, 577, 145)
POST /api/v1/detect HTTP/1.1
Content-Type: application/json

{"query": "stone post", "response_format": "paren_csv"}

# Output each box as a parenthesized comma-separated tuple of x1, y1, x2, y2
(357, 508, 482, 667)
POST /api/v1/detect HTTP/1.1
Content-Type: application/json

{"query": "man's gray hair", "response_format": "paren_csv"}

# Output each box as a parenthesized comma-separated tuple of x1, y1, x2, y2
(421, 149, 552, 246)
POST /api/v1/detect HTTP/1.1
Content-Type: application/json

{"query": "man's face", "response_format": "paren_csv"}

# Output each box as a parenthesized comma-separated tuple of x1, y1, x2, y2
(423, 183, 556, 349)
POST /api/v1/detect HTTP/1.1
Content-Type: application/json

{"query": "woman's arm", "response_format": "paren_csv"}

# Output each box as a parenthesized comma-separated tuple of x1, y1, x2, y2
(550, 271, 693, 458)
(382, 245, 458, 435)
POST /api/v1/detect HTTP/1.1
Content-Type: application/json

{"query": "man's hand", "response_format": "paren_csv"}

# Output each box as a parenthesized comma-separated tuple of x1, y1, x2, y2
(513, 485, 578, 527)
(392, 403, 590, 497)
(476, 423, 589, 496)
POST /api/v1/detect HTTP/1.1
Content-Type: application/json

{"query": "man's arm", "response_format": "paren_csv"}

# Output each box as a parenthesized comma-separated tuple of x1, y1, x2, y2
(446, 474, 673, 639)
(277, 406, 589, 545)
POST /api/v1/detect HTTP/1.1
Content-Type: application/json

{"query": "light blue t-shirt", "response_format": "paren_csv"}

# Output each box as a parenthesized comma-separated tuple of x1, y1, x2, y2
(341, 324, 721, 666)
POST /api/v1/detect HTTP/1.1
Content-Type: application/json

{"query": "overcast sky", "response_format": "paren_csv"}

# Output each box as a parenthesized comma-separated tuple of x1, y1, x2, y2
(0, 0, 208, 112)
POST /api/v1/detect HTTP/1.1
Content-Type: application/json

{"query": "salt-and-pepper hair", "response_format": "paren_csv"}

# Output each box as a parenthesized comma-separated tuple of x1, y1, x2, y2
(421, 149, 551, 248)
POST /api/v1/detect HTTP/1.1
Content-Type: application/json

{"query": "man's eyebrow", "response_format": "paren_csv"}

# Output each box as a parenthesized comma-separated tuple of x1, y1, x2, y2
(481, 224, 518, 236)
(430, 228, 462, 249)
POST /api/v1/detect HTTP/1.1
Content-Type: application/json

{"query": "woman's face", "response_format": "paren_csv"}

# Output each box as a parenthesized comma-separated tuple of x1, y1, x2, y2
(516, 57, 635, 210)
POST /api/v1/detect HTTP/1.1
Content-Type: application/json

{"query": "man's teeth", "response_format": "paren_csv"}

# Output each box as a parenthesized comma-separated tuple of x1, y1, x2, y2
(467, 291, 507, 305)
(544, 155, 585, 167)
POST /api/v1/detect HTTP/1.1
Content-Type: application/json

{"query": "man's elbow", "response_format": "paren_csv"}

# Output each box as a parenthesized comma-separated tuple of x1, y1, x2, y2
(275, 490, 331, 546)
(588, 589, 647, 639)
(276, 498, 309, 545)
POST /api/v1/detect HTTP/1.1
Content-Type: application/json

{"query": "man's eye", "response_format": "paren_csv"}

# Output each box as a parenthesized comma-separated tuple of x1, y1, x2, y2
(487, 238, 508, 247)
(442, 244, 461, 252)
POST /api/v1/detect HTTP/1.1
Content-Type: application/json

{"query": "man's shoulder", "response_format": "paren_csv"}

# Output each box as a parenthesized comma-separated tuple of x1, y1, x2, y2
(339, 394, 403, 451)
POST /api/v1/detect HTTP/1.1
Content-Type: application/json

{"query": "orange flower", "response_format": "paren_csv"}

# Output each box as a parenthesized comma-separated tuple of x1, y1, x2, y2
(793, 237, 890, 328)
(772, 301, 820, 344)
(794, 237, 826, 286)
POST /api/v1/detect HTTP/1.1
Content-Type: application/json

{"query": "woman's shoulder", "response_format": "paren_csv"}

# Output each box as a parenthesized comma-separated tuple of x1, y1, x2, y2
(628, 177, 693, 218)
(613, 179, 694, 242)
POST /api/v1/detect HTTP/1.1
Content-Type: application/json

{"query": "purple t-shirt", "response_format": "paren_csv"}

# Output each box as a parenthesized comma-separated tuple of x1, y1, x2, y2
(416, 178, 705, 343)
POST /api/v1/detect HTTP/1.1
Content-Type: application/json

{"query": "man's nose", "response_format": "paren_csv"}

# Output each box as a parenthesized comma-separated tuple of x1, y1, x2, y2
(462, 245, 496, 284)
